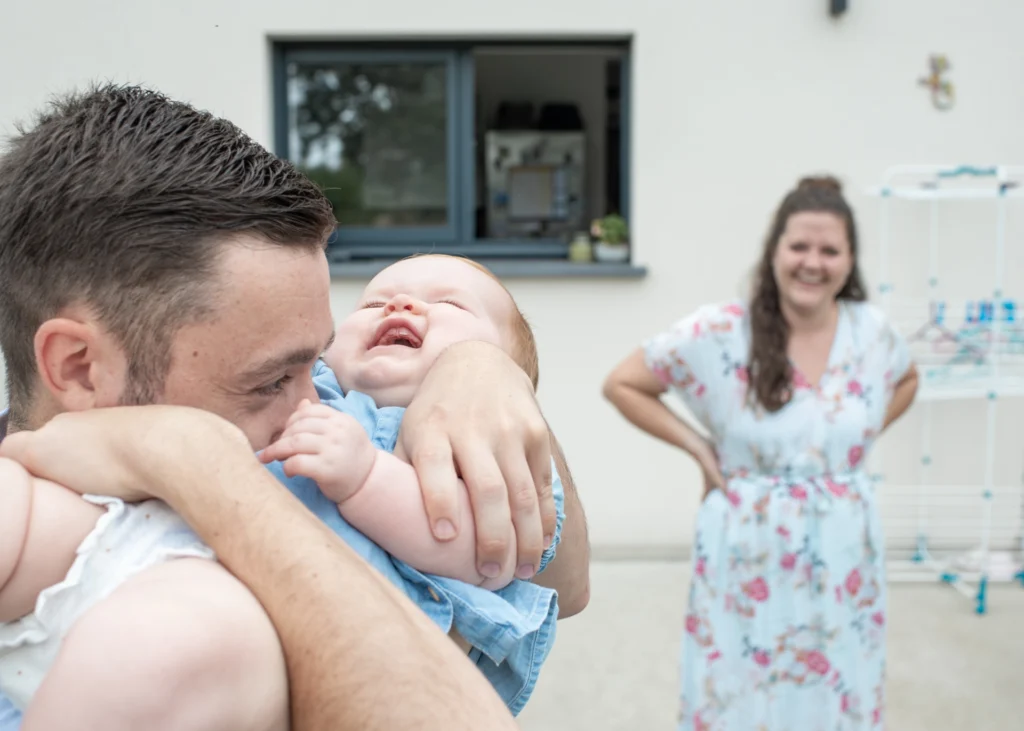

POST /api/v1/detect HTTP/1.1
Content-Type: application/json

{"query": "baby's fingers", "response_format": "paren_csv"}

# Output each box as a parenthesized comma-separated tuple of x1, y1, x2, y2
(285, 401, 338, 429)
(281, 453, 330, 482)
(260, 432, 325, 464)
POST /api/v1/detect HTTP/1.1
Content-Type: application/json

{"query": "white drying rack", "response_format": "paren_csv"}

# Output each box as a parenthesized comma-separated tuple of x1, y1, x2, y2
(866, 164, 1024, 614)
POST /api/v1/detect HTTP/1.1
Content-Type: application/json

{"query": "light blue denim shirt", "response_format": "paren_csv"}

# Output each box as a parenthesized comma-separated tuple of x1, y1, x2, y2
(272, 361, 563, 715)
(0, 365, 563, 724)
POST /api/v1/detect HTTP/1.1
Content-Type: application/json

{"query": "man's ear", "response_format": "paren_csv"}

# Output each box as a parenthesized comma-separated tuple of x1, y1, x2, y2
(33, 317, 126, 412)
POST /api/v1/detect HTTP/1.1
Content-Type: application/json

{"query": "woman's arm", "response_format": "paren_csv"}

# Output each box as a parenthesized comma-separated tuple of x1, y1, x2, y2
(883, 363, 919, 430)
(603, 348, 724, 489)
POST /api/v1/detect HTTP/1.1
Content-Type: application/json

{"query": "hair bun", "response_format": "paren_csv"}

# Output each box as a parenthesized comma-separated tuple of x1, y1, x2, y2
(797, 175, 843, 194)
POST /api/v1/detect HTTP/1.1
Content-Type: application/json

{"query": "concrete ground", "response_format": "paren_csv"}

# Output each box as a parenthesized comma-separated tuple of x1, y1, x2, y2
(518, 561, 1024, 730)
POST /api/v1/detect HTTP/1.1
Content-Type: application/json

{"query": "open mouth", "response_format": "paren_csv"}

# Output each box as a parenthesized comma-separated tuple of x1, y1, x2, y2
(371, 319, 423, 349)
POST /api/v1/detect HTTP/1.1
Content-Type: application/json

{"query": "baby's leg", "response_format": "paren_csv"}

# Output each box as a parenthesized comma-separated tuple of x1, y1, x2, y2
(21, 558, 288, 731)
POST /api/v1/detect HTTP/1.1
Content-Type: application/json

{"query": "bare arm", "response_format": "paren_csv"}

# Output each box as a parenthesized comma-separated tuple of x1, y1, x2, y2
(530, 433, 590, 618)
(258, 402, 518, 588)
(0, 463, 104, 623)
(263, 399, 589, 614)
(0, 407, 520, 731)
(336, 444, 517, 590)
(400, 341, 555, 581)
(603, 348, 724, 490)
(0, 459, 32, 618)
(169, 454, 516, 731)
(883, 363, 919, 430)
(339, 435, 590, 614)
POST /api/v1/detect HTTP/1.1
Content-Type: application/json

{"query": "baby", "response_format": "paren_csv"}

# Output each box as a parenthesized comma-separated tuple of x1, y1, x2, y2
(0, 254, 556, 727)
(260, 253, 546, 589)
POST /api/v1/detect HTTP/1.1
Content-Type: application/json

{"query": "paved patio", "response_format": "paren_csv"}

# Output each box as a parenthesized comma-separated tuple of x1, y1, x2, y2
(518, 561, 1024, 730)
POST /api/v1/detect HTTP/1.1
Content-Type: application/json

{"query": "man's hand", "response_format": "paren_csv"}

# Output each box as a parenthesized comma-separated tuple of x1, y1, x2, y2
(259, 400, 378, 504)
(0, 406, 250, 505)
(400, 341, 554, 582)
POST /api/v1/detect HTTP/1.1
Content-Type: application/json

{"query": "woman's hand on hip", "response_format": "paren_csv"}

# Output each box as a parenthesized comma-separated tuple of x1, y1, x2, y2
(690, 439, 725, 501)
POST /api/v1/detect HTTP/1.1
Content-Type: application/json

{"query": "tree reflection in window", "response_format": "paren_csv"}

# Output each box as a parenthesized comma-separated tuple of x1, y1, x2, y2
(286, 62, 449, 228)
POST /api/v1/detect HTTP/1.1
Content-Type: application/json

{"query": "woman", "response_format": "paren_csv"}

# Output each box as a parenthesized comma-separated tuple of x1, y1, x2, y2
(604, 176, 918, 730)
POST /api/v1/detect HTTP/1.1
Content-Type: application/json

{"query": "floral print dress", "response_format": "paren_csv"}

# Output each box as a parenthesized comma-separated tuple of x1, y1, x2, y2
(643, 300, 911, 731)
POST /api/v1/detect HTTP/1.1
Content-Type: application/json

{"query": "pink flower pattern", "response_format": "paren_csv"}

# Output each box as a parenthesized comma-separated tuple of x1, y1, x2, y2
(646, 301, 906, 730)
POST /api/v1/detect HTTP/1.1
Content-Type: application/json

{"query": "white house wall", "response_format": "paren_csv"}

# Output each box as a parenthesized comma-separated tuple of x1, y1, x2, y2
(1, 1, 1023, 555)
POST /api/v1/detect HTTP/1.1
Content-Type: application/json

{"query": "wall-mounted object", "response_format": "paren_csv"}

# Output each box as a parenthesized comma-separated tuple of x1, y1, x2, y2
(918, 54, 955, 111)
(829, 0, 848, 17)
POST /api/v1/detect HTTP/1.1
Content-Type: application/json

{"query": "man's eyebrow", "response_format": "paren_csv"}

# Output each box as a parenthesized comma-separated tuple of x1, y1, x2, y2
(240, 331, 336, 384)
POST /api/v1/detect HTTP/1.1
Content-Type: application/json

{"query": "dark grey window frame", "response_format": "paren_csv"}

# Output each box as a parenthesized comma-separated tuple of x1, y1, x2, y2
(272, 39, 634, 269)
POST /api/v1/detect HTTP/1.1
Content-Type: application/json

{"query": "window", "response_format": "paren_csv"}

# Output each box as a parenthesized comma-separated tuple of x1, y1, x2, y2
(274, 41, 632, 264)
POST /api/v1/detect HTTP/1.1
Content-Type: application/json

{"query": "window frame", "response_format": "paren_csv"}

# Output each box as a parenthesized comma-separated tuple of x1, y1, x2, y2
(272, 39, 632, 262)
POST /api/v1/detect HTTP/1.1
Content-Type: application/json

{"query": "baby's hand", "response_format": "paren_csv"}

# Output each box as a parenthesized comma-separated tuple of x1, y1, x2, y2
(259, 400, 378, 503)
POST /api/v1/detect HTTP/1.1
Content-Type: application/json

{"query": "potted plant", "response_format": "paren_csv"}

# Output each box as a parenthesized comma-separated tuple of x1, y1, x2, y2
(591, 213, 630, 263)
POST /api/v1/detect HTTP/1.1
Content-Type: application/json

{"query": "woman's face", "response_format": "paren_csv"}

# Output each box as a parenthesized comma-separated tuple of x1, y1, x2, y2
(771, 211, 854, 318)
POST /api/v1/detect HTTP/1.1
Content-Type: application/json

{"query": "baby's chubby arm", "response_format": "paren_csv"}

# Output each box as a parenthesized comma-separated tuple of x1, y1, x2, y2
(259, 401, 517, 589)
(0, 459, 104, 623)
(0, 459, 32, 620)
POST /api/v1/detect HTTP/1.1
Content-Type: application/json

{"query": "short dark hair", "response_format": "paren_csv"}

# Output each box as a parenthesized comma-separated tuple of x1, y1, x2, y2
(0, 83, 336, 422)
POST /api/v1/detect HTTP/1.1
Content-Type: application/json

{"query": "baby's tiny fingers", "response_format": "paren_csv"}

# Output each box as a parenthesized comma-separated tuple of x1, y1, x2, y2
(282, 453, 326, 480)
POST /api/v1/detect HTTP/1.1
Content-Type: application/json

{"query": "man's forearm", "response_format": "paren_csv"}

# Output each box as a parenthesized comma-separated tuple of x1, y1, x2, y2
(531, 433, 590, 618)
(161, 454, 518, 731)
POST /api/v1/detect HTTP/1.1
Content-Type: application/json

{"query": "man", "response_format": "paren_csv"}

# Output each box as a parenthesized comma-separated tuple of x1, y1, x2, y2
(0, 84, 589, 729)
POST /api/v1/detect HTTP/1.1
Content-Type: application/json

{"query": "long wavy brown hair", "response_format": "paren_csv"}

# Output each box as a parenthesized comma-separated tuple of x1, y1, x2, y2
(747, 175, 868, 412)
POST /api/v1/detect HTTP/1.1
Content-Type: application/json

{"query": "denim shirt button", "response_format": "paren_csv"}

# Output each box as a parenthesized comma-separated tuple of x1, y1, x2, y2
(428, 587, 440, 602)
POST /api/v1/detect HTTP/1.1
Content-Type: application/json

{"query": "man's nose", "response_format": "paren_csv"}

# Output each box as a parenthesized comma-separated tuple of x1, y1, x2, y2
(298, 372, 319, 404)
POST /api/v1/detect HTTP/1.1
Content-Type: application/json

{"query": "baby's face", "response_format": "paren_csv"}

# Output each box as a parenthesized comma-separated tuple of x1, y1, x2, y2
(326, 256, 514, 407)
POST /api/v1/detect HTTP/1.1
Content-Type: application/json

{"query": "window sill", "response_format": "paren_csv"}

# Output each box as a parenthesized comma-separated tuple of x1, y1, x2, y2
(329, 259, 648, 280)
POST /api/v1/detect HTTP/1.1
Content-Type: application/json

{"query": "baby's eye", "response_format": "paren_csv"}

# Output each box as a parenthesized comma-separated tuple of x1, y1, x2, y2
(362, 300, 385, 309)
(438, 299, 463, 309)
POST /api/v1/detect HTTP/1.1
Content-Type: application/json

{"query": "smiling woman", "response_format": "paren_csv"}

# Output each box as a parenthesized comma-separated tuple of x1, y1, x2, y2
(748, 176, 868, 412)
(602, 175, 918, 730)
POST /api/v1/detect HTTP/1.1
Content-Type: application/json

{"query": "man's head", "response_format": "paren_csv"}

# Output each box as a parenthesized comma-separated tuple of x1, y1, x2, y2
(0, 84, 338, 449)
(327, 255, 538, 407)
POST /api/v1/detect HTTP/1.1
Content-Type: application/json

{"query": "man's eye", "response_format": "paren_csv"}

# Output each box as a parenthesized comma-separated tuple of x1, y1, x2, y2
(254, 375, 293, 397)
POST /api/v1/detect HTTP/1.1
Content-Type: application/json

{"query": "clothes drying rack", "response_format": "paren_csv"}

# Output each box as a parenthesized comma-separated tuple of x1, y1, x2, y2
(866, 164, 1024, 614)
